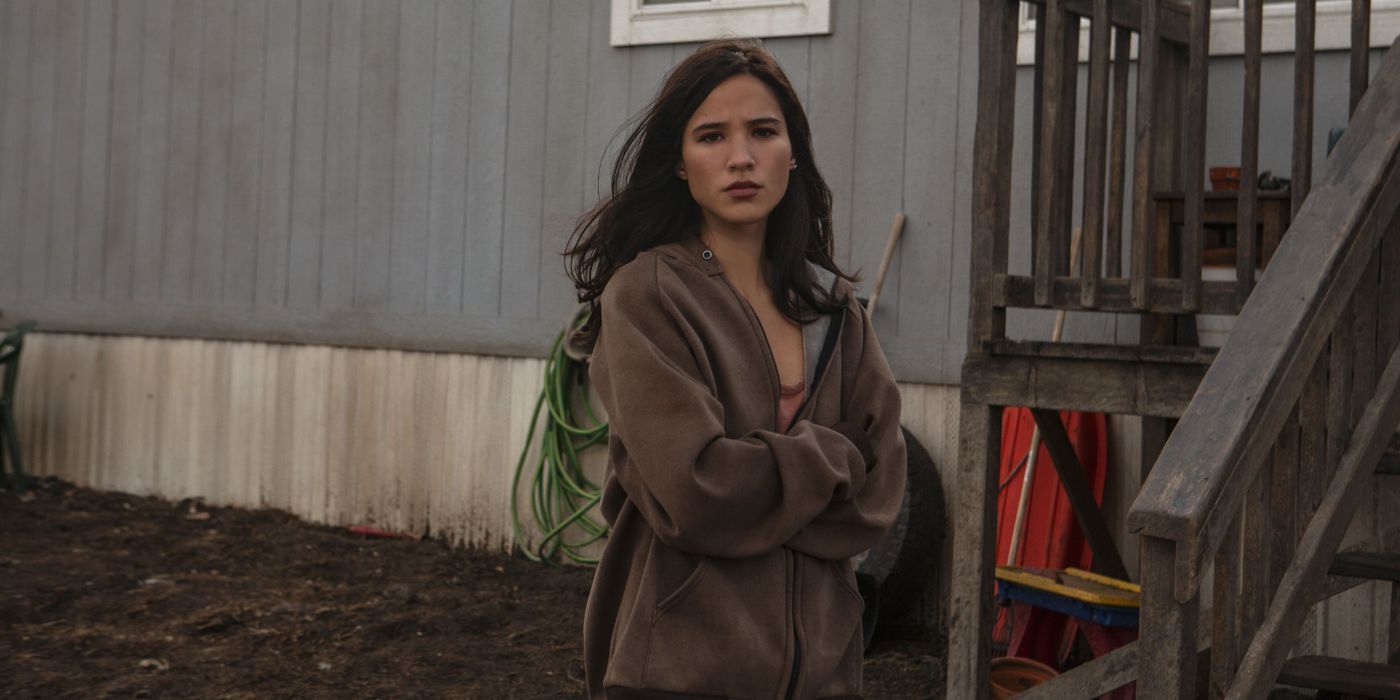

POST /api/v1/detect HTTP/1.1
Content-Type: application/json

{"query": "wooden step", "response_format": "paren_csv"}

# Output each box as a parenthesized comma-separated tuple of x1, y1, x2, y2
(1329, 552, 1400, 583)
(1277, 655, 1400, 699)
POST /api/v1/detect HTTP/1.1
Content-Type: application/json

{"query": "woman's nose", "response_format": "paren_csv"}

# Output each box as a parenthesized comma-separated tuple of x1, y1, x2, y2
(727, 139, 755, 170)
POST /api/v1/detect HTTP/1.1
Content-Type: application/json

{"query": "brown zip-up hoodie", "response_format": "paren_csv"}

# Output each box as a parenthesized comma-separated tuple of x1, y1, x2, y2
(583, 235, 907, 700)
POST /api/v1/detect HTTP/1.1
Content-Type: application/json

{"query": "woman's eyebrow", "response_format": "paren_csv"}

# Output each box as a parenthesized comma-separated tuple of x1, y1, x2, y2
(690, 116, 782, 134)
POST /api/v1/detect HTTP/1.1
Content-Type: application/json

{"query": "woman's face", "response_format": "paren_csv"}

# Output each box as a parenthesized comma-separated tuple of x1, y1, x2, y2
(677, 74, 795, 235)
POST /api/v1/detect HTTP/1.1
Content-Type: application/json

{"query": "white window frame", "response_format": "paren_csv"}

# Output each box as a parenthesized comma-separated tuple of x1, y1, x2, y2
(610, 0, 831, 48)
(1016, 0, 1400, 65)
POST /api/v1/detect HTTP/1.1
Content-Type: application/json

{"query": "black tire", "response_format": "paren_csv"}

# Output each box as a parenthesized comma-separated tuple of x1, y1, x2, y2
(855, 425, 946, 649)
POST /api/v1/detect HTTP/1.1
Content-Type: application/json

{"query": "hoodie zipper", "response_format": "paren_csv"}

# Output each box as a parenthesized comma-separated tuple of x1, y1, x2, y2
(715, 272, 844, 700)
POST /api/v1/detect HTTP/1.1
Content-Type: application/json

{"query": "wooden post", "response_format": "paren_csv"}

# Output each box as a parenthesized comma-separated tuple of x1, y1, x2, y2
(1292, 0, 1316, 219)
(1351, 0, 1371, 116)
(1181, 0, 1210, 312)
(1211, 516, 1243, 699)
(947, 398, 1004, 700)
(1237, 0, 1262, 306)
(1107, 27, 1131, 280)
(1132, 0, 1161, 310)
(1139, 536, 1199, 700)
(1035, 0, 1068, 305)
(1081, 0, 1112, 307)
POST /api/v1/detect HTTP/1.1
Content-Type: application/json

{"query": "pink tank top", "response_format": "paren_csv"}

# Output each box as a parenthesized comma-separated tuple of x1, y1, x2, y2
(778, 379, 806, 431)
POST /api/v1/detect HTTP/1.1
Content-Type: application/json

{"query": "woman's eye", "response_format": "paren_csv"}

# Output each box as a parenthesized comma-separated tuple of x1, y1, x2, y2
(699, 132, 722, 143)
(754, 127, 778, 138)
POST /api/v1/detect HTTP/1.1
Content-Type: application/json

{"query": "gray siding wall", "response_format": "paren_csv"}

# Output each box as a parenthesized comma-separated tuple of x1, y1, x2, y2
(0, 0, 978, 384)
(0, 0, 1386, 383)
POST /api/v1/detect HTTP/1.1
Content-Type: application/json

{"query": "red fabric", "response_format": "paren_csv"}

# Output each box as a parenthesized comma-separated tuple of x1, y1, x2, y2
(992, 409, 1109, 667)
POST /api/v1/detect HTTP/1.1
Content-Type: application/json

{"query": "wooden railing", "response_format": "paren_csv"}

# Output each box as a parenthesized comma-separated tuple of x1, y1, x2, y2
(1127, 22, 1400, 700)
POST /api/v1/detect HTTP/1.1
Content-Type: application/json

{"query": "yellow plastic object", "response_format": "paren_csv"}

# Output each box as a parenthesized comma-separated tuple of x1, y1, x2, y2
(995, 566, 1141, 608)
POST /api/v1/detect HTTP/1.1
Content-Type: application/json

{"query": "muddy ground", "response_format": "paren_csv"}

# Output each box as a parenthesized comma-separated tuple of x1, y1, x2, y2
(0, 478, 944, 699)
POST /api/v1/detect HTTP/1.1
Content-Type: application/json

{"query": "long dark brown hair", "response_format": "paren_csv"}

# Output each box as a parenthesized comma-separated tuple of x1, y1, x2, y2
(564, 40, 857, 342)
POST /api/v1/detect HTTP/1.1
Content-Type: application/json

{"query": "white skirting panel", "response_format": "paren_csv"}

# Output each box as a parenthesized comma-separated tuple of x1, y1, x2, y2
(12, 332, 960, 563)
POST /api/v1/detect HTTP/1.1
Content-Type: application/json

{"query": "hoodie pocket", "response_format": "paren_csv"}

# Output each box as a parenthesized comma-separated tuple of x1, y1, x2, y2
(798, 556, 866, 698)
(642, 551, 789, 697)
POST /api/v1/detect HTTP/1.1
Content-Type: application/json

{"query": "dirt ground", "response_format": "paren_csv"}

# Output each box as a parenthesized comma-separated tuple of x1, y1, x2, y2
(0, 478, 944, 699)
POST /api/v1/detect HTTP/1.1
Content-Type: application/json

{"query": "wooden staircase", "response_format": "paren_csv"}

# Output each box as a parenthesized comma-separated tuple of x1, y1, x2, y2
(949, 1, 1400, 698)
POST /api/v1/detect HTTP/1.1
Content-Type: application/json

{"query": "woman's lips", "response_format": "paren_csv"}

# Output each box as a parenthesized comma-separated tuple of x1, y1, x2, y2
(725, 186, 761, 199)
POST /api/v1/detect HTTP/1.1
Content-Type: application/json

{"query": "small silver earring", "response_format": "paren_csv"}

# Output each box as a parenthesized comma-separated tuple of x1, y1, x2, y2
(789, 162, 797, 170)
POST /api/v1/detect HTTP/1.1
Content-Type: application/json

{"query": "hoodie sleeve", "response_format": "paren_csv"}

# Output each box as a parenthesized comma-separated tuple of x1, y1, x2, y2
(590, 257, 869, 559)
(783, 300, 907, 562)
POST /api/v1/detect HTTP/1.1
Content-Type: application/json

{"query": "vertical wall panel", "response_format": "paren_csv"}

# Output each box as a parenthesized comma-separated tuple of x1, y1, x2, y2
(582, 0, 629, 211)
(425, 0, 471, 315)
(899, 0, 963, 354)
(160, 0, 202, 301)
(74, 0, 114, 301)
(21, 0, 56, 299)
(462, 0, 509, 317)
(287, 0, 330, 309)
(389, 0, 434, 315)
(765, 37, 811, 105)
(539, 0, 592, 325)
(848, 0, 910, 326)
(223, 0, 268, 308)
(101, 0, 144, 302)
(192, 0, 236, 304)
(253, 0, 298, 309)
(0, 0, 32, 298)
(808, 0, 860, 270)
(320, 0, 363, 309)
(500, 1, 550, 319)
(132, 0, 173, 303)
(351, 0, 399, 312)
(46, 0, 86, 300)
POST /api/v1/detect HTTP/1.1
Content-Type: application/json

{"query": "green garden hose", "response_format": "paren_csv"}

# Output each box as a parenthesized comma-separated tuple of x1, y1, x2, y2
(510, 306, 610, 564)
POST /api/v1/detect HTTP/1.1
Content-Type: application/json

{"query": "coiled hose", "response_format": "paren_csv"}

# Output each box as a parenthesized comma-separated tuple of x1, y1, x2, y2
(510, 305, 609, 564)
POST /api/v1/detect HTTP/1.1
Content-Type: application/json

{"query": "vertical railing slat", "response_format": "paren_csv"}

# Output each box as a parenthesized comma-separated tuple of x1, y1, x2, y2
(1351, 0, 1371, 116)
(1055, 14, 1081, 279)
(1031, 4, 1046, 277)
(1237, 0, 1262, 306)
(1132, 0, 1161, 310)
(1292, 0, 1316, 219)
(1140, 537, 1200, 699)
(1211, 516, 1243, 698)
(1080, 0, 1111, 306)
(1106, 27, 1131, 280)
(1035, 0, 1068, 306)
(1181, 0, 1210, 312)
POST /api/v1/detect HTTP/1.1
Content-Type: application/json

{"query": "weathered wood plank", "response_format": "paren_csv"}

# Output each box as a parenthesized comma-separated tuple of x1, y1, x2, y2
(1240, 463, 1271, 648)
(1030, 408, 1130, 579)
(1080, 0, 1111, 306)
(1019, 640, 1137, 699)
(1054, 15, 1079, 280)
(1231, 345, 1400, 698)
(1212, 516, 1243, 699)
(1107, 27, 1130, 280)
(1330, 552, 1400, 583)
(997, 274, 1244, 315)
(986, 338, 1216, 365)
(1269, 408, 1300, 595)
(1352, 0, 1372, 116)
(947, 398, 1003, 700)
(1021, 0, 1191, 44)
(1128, 39, 1400, 601)
(1035, 0, 1068, 306)
(965, 0, 1018, 349)
(1180, 0, 1209, 312)
(1140, 537, 1199, 700)
(1131, 0, 1161, 309)
(962, 353, 1207, 418)
(1236, 0, 1262, 307)
(1292, 0, 1316, 219)
(1277, 655, 1400, 699)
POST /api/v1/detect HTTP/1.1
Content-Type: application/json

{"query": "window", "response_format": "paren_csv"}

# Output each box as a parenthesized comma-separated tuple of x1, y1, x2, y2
(1016, 0, 1400, 65)
(610, 0, 831, 48)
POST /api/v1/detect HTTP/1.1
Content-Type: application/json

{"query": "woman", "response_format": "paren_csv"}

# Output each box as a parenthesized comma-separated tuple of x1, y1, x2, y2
(566, 40, 906, 700)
